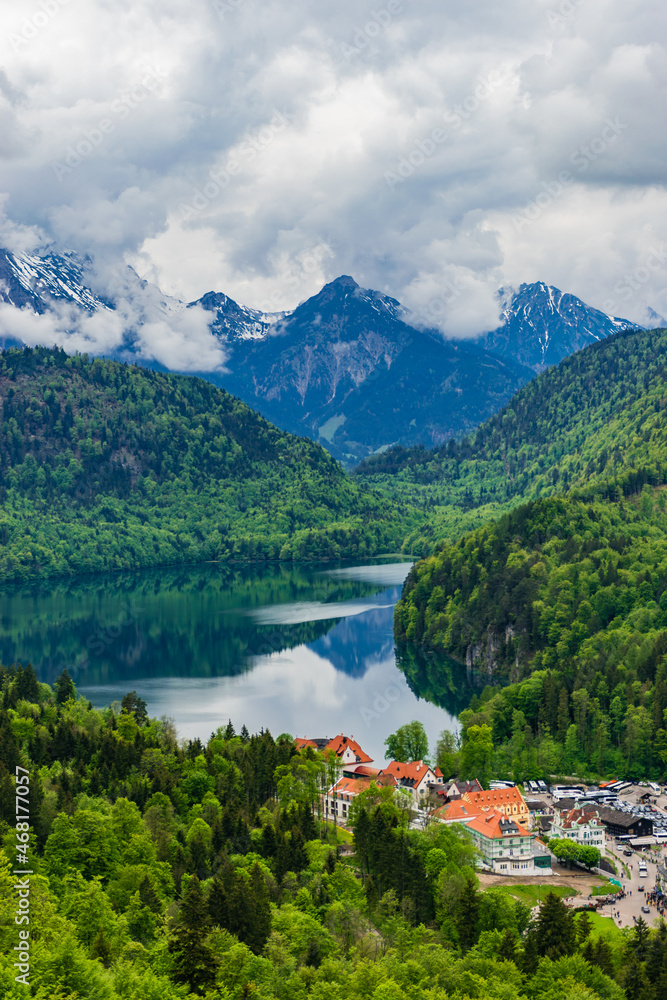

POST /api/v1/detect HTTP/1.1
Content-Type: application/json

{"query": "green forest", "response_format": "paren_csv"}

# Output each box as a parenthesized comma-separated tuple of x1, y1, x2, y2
(1, 668, 664, 1000)
(0, 347, 417, 583)
(359, 325, 667, 553)
(393, 325, 667, 780)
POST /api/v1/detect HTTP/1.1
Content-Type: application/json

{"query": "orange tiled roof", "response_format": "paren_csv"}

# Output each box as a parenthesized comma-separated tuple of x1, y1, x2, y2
(382, 760, 434, 787)
(466, 808, 523, 840)
(330, 772, 396, 796)
(295, 734, 373, 763)
(332, 776, 371, 796)
(434, 798, 479, 822)
(325, 734, 374, 763)
(465, 787, 528, 810)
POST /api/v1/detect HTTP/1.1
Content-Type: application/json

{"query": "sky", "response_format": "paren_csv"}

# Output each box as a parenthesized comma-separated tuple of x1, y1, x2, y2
(1, 0, 666, 351)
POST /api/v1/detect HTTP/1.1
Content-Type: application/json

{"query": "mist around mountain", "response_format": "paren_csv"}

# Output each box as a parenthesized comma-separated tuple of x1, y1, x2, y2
(478, 280, 639, 372)
(201, 275, 532, 464)
(0, 244, 642, 465)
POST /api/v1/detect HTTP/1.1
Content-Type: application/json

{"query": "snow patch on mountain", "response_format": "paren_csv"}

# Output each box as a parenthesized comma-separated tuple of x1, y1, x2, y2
(0, 247, 227, 372)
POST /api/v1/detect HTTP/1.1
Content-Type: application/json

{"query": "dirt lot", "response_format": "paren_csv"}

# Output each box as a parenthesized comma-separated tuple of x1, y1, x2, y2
(477, 866, 608, 896)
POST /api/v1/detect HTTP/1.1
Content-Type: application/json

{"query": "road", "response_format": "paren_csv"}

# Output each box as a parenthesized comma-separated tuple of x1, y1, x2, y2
(603, 844, 665, 929)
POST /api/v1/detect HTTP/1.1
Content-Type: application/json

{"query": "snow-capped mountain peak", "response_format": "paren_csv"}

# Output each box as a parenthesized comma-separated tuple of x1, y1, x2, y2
(483, 281, 640, 372)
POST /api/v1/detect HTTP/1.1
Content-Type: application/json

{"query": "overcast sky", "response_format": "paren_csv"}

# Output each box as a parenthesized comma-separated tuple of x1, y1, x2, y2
(1, 0, 666, 341)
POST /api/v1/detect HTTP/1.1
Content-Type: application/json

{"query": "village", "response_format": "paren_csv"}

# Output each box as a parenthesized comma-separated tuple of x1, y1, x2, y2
(297, 732, 667, 927)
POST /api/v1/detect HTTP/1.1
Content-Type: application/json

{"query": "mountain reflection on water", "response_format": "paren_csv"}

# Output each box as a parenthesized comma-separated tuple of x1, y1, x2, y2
(0, 559, 462, 761)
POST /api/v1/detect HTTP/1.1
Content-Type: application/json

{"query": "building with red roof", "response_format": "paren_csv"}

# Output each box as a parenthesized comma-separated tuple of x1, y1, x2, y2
(381, 760, 443, 802)
(464, 808, 553, 875)
(463, 787, 530, 829)
(551, 807, 606, 849)
(323, 772, 397, 824)
(294, 734, 373, 766)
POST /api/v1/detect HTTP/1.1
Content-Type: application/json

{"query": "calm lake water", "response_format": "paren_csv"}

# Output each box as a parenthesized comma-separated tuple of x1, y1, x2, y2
(0, 559, 459, 763)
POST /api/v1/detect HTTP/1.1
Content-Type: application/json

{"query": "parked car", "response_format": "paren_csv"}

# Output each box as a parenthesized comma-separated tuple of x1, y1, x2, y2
(642, 905, 650, 913)
(623, 849, 633, 856)
(639, 884, 644, 891)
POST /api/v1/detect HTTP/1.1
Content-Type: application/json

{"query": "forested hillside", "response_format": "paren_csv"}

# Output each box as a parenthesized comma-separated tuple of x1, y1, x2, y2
(396, 493, 667, 779)
(392, 325, 667, 779)
(1, 667, 660, 999)
(0, 347, 414, 582)
(359, 325, 667, 552)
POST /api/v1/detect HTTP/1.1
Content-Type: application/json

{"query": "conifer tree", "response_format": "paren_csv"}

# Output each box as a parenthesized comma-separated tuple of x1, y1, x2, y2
(497, 928, 518, 964)
(54, 668, 76, 705)
(261, 822, 277, 859)
(168, 876, 219, 995)
(138, 875, 161, 914)
(245, 862, 272, 955)
(15, 663, 40, 702)
(455, 874, 480, 952)
(535, 891, 576, 959)
(576, 910, 592, 943)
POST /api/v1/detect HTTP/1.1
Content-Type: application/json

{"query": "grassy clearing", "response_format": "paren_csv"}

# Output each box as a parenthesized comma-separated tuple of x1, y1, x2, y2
(493, 884, 577, 907)
(321, 822, 354, 846)
(590, 883, 614, 896)
(584, 911, 626, 944)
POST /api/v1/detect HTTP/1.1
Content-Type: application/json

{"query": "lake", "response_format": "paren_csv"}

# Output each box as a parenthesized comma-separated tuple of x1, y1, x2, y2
(0, 559, 460, 764)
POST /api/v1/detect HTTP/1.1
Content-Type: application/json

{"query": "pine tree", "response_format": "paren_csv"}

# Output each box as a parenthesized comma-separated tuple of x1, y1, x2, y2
(592, 939, 612, 976)
(535, 891, 576, 959)
(90, 928, 112, 967)
(354, 808, 370, 877)
(54, 669, 76, 705)
(15, 664, 40, 702)
(519, 927, 539, 975)
(576, 910, 592, 943)
(260, 822, 277, 859)
(138, 875, 161, 914)
(645, 920, 667, 984)
(455, 874, 480, 952)
(497, 928, 518, 964)
(628, 916, 651, 961)
(168, 876, 219, 995)
(208, 872, 229, 928)
(622, 955, 654, 1000)
(244, 863, 272, 955)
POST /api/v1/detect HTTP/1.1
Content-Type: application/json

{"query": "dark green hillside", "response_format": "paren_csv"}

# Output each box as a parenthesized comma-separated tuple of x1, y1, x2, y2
(395, 490, 667, 778)
(0, 347, 413, 582)
(359, 325, 667, 551)
(392, 325, 667, 778)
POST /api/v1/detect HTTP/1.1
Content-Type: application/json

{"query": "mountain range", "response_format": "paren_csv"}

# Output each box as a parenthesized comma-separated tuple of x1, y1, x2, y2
(0, 245, 640, 463)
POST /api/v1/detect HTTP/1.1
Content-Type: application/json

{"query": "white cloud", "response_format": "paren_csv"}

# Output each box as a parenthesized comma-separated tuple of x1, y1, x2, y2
(0, 0, 665, 338)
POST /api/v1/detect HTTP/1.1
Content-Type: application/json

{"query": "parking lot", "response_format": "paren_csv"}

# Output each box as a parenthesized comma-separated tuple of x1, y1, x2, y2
(529, 781, 667, 927)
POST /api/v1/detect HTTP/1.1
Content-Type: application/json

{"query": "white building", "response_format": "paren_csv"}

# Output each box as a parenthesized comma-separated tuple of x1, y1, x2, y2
(550, 807, 606, 850)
